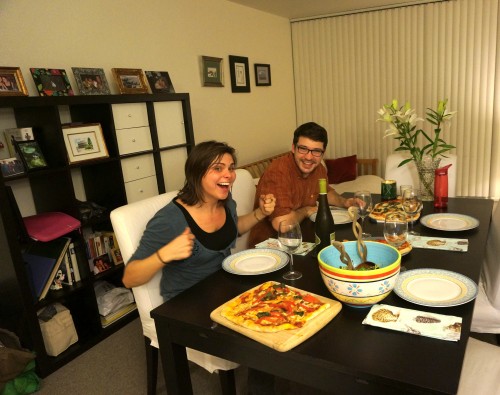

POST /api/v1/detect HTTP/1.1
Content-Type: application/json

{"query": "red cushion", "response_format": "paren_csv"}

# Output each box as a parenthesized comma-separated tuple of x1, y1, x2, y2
(325, 155, 357, 184)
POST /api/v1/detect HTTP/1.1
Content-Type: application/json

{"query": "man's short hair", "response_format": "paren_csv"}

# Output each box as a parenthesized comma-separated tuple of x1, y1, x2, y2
(292, 122, 328, 148)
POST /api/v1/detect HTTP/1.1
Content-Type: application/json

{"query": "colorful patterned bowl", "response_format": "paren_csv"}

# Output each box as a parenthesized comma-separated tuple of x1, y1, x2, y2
(318, 241, 401, 308)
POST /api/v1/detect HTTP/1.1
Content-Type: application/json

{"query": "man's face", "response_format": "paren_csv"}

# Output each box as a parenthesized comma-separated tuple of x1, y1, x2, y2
(292, 137, 325, 178)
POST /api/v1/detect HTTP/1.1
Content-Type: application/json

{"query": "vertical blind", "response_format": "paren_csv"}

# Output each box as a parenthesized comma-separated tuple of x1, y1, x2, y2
(291, 0, 500, 198)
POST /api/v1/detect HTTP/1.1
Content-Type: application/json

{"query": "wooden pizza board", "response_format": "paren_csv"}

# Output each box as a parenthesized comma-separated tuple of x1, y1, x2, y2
(210, 282, 342, 352)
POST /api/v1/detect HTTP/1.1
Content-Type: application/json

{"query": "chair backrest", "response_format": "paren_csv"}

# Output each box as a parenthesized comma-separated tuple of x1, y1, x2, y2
(482, 202, 500, 309)
(110, 191, 178, 347)
(231, 169, 256, 252)
(384, 153, 457, 197)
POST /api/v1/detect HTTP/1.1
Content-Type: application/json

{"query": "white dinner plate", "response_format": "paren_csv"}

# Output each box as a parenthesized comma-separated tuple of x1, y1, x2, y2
(222, 248, 289, 275)
(420, 213, 479, 231)
(309, 209, 352, 224)
(394, 269, 478, 307)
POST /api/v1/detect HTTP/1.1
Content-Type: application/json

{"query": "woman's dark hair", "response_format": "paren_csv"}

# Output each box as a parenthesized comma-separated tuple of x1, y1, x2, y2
(178, 140, 236, 205)
(292, 122, 328, 149)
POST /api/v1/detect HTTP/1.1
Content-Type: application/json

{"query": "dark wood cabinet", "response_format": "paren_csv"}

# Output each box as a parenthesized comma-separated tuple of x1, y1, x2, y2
(0, 93, 195, 377)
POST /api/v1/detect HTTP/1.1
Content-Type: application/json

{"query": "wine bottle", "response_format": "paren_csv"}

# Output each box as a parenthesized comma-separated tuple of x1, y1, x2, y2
(315, 178, 335, 253)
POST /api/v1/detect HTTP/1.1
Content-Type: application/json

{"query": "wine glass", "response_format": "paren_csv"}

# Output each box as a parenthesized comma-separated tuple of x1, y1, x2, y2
(278, 220, 302, 280)
(402, 188, 422, 235)
(353, 190, 373, 238)
(384, 211, 408, 247)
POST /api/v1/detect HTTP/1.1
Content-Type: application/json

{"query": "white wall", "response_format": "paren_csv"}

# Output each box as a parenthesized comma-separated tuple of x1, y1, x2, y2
(0, 0, 296, 166)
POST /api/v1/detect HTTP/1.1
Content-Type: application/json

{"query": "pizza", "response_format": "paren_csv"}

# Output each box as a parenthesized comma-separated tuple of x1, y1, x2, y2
(369, 199, 420, 223)
(367, 238, 412, 256)
(220, 281, 330, 333)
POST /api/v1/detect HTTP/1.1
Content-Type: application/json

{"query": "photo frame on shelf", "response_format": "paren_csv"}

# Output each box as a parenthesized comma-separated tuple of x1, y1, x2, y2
(145, 71, 175, 93)
(201, 56, 224, 87)
(111, 68, 149, 94)
(0, 67, 28, 96)
(0, 157, 25, 178)
(229, 55, 250, 93)
(72, 67, 111, 95)
(4, 127, 34, 157)
(62, 123, 109, 164)
(30, 68, 74, 96)
(14, 140, 48, 171)
(254, 63, 271, 86)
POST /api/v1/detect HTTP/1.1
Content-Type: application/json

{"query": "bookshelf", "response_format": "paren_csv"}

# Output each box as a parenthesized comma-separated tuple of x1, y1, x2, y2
(0, 93, 195, 377)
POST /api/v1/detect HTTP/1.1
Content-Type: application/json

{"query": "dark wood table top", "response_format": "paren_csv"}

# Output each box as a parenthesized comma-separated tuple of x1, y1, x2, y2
(152, 196, 493, 395)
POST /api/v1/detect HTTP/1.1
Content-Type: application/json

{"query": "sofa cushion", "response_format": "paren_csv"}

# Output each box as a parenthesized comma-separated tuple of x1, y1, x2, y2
(325, 155, 357, 184)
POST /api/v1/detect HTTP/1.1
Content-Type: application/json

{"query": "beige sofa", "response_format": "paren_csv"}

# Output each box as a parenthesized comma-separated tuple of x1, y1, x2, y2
(238, 153, 383, 194)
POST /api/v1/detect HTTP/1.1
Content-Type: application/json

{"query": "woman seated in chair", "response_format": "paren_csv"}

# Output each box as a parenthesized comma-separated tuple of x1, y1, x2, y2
(122, 140, 275, 301)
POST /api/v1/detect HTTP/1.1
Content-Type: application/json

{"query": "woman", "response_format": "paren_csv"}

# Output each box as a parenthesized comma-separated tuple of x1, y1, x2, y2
(122, 140, 275, 301)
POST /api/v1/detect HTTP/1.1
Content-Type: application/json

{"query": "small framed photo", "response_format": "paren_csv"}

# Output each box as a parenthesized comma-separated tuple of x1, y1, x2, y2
(145, 71, 175, 93)
(254, 64, 271, 86)
(0, 157, 25, 178)
(201, 56, 224, 87)
(92, 253, 112, 274)
(229, 55, 250, 93)
(112, 68, 149, 94)
(62, 123, 109, 164)
(72, 67, 111, 95)
(110, 248, 124, 265)
(30, 68, 74, 96)
(4, 127, 34, 157)
(0, 67, 28, 96)
(15, 140, 48, 171)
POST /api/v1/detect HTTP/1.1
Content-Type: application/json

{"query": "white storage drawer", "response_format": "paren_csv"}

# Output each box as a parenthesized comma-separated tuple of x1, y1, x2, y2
(121, 154, 156, 182)
(125, 176, 158, 203)
(112, 103, 149, 129)
(116, 126, 153, 155)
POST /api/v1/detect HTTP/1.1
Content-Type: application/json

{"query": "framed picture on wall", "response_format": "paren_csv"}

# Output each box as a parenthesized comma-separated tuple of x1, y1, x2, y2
(30, 68, 74, 96)
(254, 64, 271, 86)
(112, 68, 149, 94)
(0, 67, 28, 96)
(229, 55, 250, 93)
(145, 71, 175, 93)
(201, 56, 224, 87)
(72, 67, 111, 95)
(0, 157, 25, 178)
(62, 123, 109, 164)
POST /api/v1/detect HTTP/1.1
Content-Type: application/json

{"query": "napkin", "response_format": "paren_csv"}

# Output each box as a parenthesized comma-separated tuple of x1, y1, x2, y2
(254, 238, 316, 256)
(407, 235, 468, 252)
(363, 304, 462, 341)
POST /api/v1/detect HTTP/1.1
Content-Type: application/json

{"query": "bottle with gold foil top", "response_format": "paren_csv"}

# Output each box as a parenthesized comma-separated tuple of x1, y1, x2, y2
(315, 178, 335, 253)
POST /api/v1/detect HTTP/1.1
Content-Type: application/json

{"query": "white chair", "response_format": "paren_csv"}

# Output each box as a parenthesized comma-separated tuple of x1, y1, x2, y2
(457, 337, 500, 395)
(231, 168, 256, 252)
(471, 201, 500, 337)
(110, 183, 248, 395)
(384, 153, 457, 197)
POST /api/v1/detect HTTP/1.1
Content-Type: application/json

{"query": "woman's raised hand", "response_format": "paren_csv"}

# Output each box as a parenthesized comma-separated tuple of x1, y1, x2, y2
(259, 194, 276, 216)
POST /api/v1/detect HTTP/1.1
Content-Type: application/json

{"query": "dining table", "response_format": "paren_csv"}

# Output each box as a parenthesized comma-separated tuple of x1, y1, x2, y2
(151, 196, 493, 395)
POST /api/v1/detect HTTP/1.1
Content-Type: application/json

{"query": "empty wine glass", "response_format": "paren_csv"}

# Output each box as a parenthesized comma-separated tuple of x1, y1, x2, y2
(384, 211, 408, 247)
(353, 190, 373, 238)
(278, 220, 302, 280)
(402, 188, 422, 235)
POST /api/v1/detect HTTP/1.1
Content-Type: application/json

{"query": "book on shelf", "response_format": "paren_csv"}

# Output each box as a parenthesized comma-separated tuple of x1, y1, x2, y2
(50, 249, 72, 290)
(23, 236, 71, 301)
(68, 242, 81, 282)
(100, 302, 137, 328)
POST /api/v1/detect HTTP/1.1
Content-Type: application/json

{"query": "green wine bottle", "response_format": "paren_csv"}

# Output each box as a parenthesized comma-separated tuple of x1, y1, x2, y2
(315, 178, 335, 253)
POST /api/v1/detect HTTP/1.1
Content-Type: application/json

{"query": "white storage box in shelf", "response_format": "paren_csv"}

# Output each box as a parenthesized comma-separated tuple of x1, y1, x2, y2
(121, 154, 156, 183)
(125, 176, 158, 203)
(116, 126, 153, 155)
(112, 103, 149, 130)
(154, 101, 187, 147)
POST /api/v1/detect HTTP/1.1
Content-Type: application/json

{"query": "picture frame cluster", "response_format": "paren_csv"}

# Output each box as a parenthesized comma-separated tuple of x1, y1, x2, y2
(200, 56, 271, 92)
(0, 66, 176, 97)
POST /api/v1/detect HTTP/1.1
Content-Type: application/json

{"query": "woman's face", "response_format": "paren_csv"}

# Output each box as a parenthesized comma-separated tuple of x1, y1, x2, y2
(201, 153, 236, 202)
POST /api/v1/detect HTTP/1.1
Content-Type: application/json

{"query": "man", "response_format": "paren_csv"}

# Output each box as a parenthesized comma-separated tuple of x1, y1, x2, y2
(248, 122, 356, 247)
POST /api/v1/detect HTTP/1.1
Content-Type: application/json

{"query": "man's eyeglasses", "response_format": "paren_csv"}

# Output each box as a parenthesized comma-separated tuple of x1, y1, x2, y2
(296, 145, 324, 157)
